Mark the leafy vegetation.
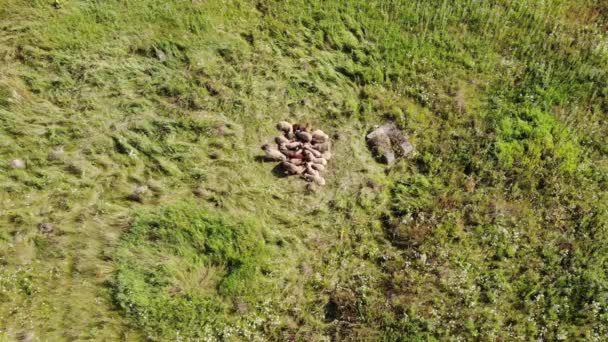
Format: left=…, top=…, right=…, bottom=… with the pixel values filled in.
left=112, top=203, right=277, bottom=340
left=0, top=0, right=606, bottom=340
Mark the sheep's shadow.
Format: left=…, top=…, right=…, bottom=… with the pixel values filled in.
left=254, top=155, right=288, bottom=178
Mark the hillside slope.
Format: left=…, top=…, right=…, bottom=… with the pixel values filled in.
left=1, top=1, right=607, bottom=340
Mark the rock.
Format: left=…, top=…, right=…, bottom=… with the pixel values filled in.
left=48, top=147, right=65, bottom=161
left=234, top=298, right=248, bottom=315
left=16, top=330, right=34, bottom=342
left=209, top=151, right=221, bottom=160
left=296, top=131, right=312, bottom=142
left=154, top=47, right=167, bottom=62
left=38, top=222, right=54, bottom=234
left=277, top=121, right=292, bottom=133
left=366, top=123, right=412, bottom=164
left=281, top=161, right=305, bottom=175
left=10, top=159, right=25, bottom=169
left=128, top=185, right=149, bottom=202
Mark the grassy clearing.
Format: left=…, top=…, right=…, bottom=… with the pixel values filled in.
left=0, top=0, right=607, bottom=340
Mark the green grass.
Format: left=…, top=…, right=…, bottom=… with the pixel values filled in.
left=0, top=0, right=607, bottom=340
left=112, top=203, right=277, bottom=340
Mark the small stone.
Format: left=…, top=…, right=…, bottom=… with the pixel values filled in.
left=38, top=222, right=54, bottom=234
left=154, top=47, right=166, bottom=62
left=17, top=330, right=34, bottom=342
left=234, top=299, right=248, bottom=315
left=10, top=159, right=25, bottom=169
left=209, top=151, right=221, bottom=160
left=128, top=185, right=149, bottom=202
left=48, top=147, right=65, bottom=161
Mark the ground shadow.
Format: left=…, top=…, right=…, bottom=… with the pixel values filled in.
left=255, top=155, right=288, bottom=178
left=271, top=163, right=288, bottom=178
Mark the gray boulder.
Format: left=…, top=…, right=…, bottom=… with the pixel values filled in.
left=366, top=123, right=413, bottom=164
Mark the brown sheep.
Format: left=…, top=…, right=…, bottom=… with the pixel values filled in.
left=304, top=146, right=322, bottom=158
left=312, top=157, right=327, bottom=165
left=264, top=147, right=287, bottom=161
left=313, top=141, right=331, bottom=153
left=275, top=135, right=289, bottom=145
left=281, top=161, right=305, bottom=175
left=311, top=129, right=329, bottom=143
left=277, top=121, right=292, bottom=133
left=311, top=163, right=325, bottom=172
left=296, top=131, right=312, bottom=142
left=285, top=141, right=302, bottom=150
left=303, top=173, right=326, bottom=186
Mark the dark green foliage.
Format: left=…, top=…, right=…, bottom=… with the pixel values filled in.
left=112, top=202, right=272, bottom=340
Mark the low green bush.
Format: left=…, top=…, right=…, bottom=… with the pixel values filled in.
left=111, top=202, right=272, bottom=340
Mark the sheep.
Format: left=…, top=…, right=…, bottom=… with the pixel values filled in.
left=262, top=144, right=287, bottom=161
left=281, top=161, right=305, bottom=175
left=275, top=135, right=289, bottom=145
left=304, top=150, right=315, bottom=162
left=311, top=163, right=325, bottom=172
left=285, top=141, right=302, bottom=150
left=313, top=141, right=331, bottom=153
left=304, top=146, right=322, bottom=158
left=311, top=129, right=329, bottom=143
left=277, top=121, right=292, bottom=133
left=312, top=157, right=327, bottom=165
left=289, top=158, right=304, bottom=166
left=305, top=162, right=319, bottom=177
left=261, top=122, right=331, bottom=187
left=303, top=173, right=326, bottom=186
left=296, top=131, right=312, bottom=142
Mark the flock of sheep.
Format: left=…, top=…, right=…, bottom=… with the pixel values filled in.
left=261, top=121, right=331, bottom=188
